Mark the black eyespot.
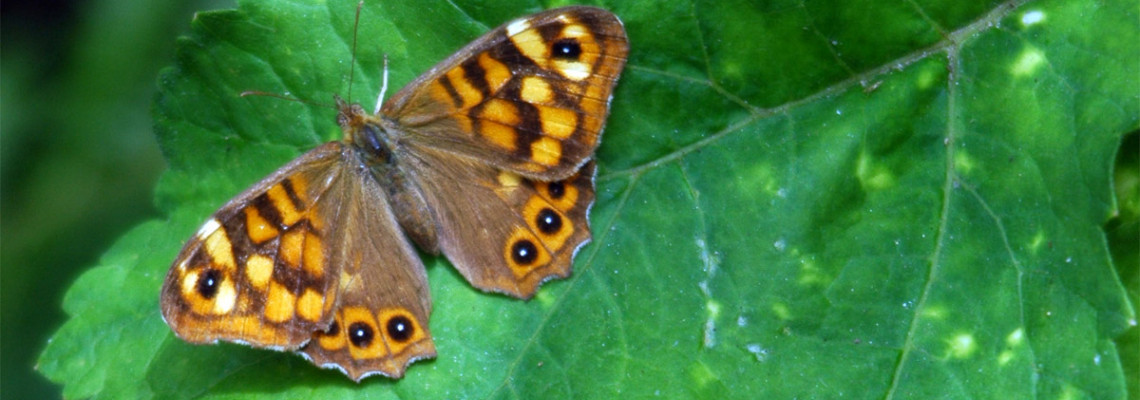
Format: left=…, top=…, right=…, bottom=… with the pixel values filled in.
left=196, top=268, right=221, bottom=299
left=325, top=321, right=340, bottom=336
left=547, top=181, right=566, bottom=199
left=536, top=208, right=562, bottom=234
left=552, top=39, right=581, bottom=60
left=386, top=315, right=414, bottom=343
left=511, top=240, right=539, bottom=265
left=348, top=322, right=374, bottom=348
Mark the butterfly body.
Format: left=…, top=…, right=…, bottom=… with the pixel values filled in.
left=337, top=101, right=441, bottom=253
left=161, top=6, right=627, bottom=381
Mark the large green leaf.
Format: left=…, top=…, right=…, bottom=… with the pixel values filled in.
left=38, top=0, right=1137, bottom=398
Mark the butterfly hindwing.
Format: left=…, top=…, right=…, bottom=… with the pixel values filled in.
left=405, top=144, right=596, bottom=298
left=298, top=144, right=435, bottom=380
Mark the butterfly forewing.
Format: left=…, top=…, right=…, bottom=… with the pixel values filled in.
left=161, top=143, right=347, bottom=348
left=384, top=6, right=628, bottom=181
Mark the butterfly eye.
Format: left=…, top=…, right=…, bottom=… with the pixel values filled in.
left=386, top=315, right=414, bottom=342
left=348, top=322, right=375, bottom=348
left=535, top=208, right=562, bottom=234
left=510, top=239, right=539, bottom=265
left=552, top=38, right=581, bottom=60
left=361, top=125, right=385, bottom=154
left=196, top=268, right=222, bottom=299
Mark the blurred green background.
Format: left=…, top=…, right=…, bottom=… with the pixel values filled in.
left=1, top=0, right=227, bottom=397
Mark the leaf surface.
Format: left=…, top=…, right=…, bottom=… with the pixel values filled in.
left=39, top=0, right=1138, bottom=398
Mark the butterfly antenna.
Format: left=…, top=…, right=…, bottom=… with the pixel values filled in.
left=375, top=55, right=389, bottom=115
left=346, top=0, right=364, bottom=103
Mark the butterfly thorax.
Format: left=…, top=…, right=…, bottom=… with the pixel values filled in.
left=335, top=96, right=441, bottom=254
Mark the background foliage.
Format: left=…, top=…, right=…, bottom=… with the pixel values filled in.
left=5, top=0, right=1137, bottom=398
left=2, top=1, right=225, bottom=398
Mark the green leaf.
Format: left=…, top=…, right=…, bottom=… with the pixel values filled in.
left=39, top=0, right=1138, bottom=398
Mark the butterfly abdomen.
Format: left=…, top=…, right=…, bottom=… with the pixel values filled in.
left=376, top=166, right=440, bottom=254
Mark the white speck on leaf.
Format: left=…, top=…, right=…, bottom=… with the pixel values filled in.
left=703, top=319, right=717, bottom=348
left=1021, top=10, right=1045, bottom=26
left=746, top=344, right=769, bottom=362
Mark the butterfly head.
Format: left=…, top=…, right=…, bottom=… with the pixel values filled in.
left=336, top=95, right=395, bottom=162
left=334, top=95, right=368, bottom=133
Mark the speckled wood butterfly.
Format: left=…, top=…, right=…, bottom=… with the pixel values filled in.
left=159, top=5, right=628, bottom=381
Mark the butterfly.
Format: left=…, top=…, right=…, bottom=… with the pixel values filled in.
left=159, top=5, right=628, bottom=381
